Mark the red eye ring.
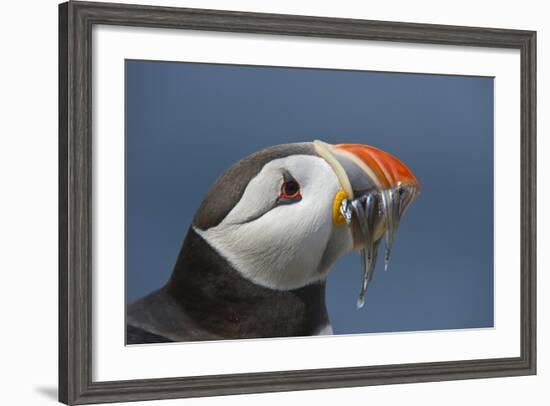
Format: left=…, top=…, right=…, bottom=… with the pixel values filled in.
left=279, top=177, right=301, bottom=202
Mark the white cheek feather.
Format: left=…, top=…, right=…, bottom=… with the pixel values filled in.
left=196, top=155, right=353, bottom=290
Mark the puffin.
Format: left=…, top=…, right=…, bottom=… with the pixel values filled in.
left=127, top=140, right=419, bottom=344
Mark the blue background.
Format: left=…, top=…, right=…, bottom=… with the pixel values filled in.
left=126, top=60, right=494, bottom=334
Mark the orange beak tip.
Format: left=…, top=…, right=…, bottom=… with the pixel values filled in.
left=334, top=143, right=419, bottom=192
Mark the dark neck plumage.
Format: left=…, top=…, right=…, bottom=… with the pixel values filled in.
left=166, top=227, right=329, bottom=339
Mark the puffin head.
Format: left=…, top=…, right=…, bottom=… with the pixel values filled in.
left=193, top=141, right=419, bottom=293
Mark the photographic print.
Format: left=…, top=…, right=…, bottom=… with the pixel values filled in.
left=125, top=60, right=494, bottom=345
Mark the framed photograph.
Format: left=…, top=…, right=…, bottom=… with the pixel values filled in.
left=59, top=1, right=536, bottom=404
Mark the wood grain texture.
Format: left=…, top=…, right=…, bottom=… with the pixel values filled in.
left=58, top=3, right=69, bottom=403
left=58, top=1, right=537, bottom=404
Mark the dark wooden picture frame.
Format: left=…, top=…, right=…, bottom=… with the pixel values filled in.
left=59, top=1, right=536, bottom=404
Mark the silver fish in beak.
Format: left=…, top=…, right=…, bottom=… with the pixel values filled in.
left=314, top=141, right=420, bottom=309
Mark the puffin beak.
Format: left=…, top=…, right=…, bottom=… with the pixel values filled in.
left=313, top=140, right=420, bottom=223
left=313, top=140, right=420, bottom=308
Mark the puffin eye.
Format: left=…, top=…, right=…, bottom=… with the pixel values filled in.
left=282, top=180, right=299, bottom=197
left=278, top=175, right=302, bottom=205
